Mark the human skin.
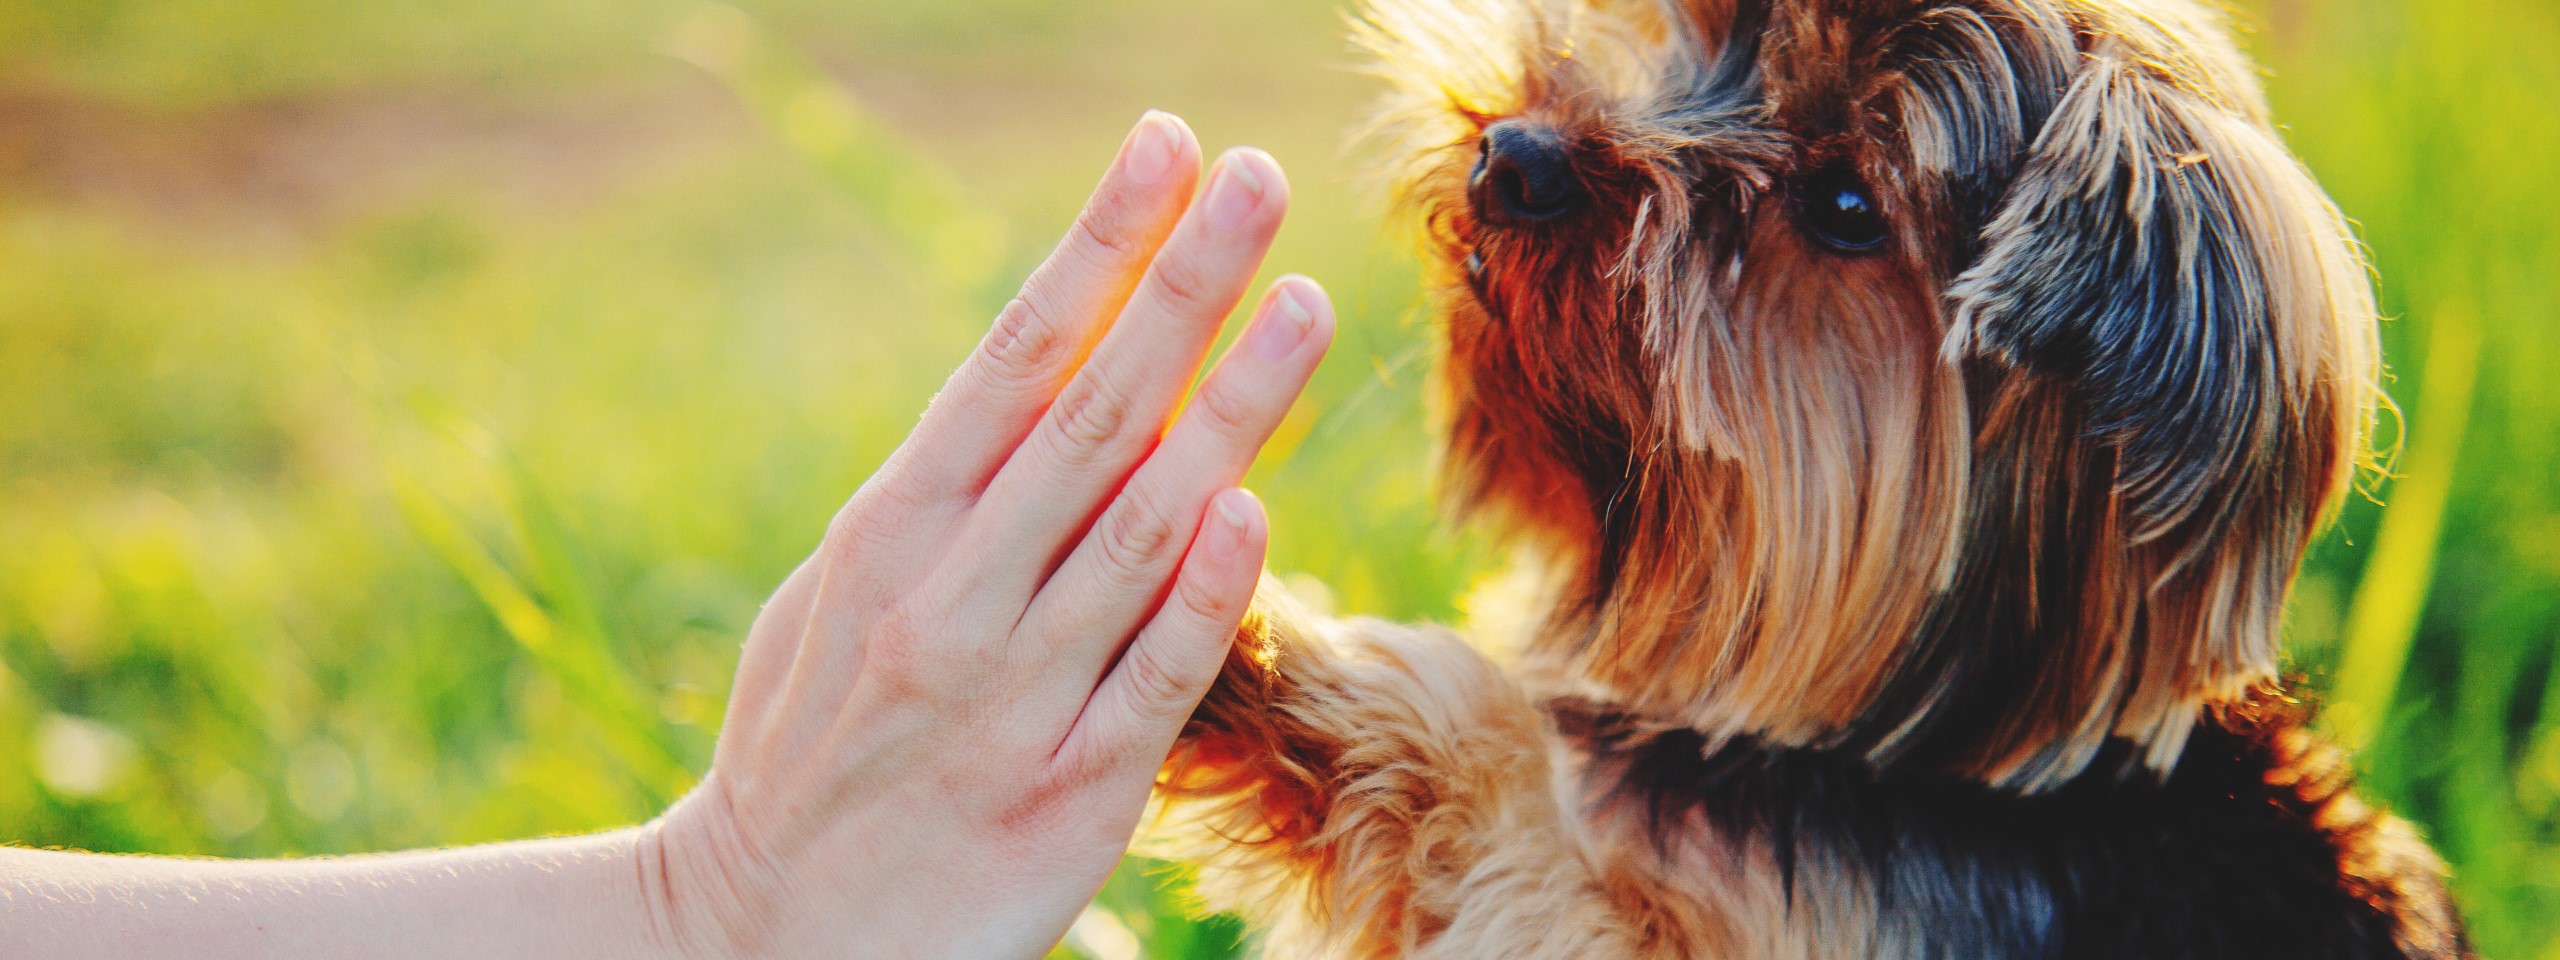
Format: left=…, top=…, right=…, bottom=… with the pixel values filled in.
left=0, top=110, right=1333, bottom=960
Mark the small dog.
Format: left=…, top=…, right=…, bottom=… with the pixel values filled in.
left=1156, top=0, right=2471, bottom=957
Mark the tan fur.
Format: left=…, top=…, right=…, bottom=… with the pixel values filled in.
left=1153, top=0, right=2443, bottom=955
left=1158, top=582, right=1644, bottom=957
left=1158, top=582, right=1880, bottom=958
left=1355, top=0, right=2382, bottom=785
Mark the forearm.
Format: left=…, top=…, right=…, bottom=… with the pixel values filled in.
left=0, top=113, right=1312, bottom=960
left=0, top=828, right=676, bottom=960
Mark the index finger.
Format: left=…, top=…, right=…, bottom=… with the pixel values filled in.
left=875, top=111, right=1203, bottom=511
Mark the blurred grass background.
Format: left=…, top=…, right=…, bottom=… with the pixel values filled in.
left=0, top=0, right=2549, bottom=956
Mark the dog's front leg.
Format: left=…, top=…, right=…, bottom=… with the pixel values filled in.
left=1154, top=577, right=1636, bottom=958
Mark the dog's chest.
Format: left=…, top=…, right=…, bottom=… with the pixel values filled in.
left=1548, top=703, right=2422, bottom=959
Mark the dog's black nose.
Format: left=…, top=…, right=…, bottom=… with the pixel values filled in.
left=1471, top=120, right=1582, bottom=224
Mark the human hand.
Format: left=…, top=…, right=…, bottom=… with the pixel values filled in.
left=636, top=112, right=1333, bottom=959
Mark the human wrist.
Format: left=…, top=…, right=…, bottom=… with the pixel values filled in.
left=631, top=777, right=784, bottom=960
left=457, top=826, right=702, bottom=960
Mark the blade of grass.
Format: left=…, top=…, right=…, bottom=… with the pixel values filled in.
left=383, top=422, right=694, bottom=801
left=2330, top=304, right=2481, bottom=749
left=663, top=2, right=1006, bottom=292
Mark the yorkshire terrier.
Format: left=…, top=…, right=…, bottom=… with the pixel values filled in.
left=1154, top=0, right=2471, bottom=956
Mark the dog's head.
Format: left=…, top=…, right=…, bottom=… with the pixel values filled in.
left=1367, top=0, right=2379, bottom=788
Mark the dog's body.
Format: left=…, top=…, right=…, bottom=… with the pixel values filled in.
left=1155, top=0, right=2472, bottom=956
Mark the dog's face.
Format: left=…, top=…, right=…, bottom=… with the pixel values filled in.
left=1368, top=0, right=2379, bottom=788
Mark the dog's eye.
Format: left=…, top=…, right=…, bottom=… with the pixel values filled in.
left=1798, top=169, right=1889, bottom=253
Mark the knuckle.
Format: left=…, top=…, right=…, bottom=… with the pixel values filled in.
left=865, top=610, right=982, bottom=709
left=1174, top=566, right=1241, bottom=628
left=1147, top=252, right=1221, bottom=315
left=868, top=603, right=940, bottom=672
left=1094, top=493, right=1182, bottom=587
left=822, top=477, right=933, bottom=565
left=994, top=783, right=1074, bottom=839
left=1121, top=642, right=1196, bottom=714
left=1189, top=379, right=1267, bottom=441
left=1042, top=370, right=1134, bottom=466
left=866, top=650, right=938, bottom=707
left=1066, top=213, right=1141, bottom=268
left=979, top=294, right=1063, bottom=387
left=821, top=505, right=894, bottom=567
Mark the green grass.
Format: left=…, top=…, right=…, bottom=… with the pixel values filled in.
left=0, top=1, right=2551, bottom=957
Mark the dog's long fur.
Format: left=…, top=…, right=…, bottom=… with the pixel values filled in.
left=1153, top=0, right=2471, bottom=956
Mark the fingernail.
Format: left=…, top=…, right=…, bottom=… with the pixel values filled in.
left=1122, top=110, right=1181, bottom=185
left=1248, top=280, right=1320, bottom=362
left=1204, top=150, right=1270, bottom=230
left=1209, top=490, right=1258, bottom=559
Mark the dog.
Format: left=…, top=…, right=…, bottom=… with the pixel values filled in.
left=1152, top=0, right=2472, bottom=957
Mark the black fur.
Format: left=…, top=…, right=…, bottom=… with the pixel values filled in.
left=1554, top=696, right=2470, bottom=960
left=1882, top=2, right=2075, bottom=252
left=1841, top=375, right=2135, bottom=784
left=1945, top=54, right=2294, bottom=546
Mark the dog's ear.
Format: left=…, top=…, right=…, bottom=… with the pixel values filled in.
left=1947, top=50, right=2369, bottom=544
left=1937, top=48, right=2378, bottom=772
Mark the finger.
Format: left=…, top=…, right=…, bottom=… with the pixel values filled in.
left=1063, top=488, right=1267, bottom=774
left=863, top=110, right=1201, bottom=520
left=958, top=147, right=1291, bottom=602
left=805, top=112, right=1198, bottom=640
left=1020, top=277, right=1330, bottom=715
